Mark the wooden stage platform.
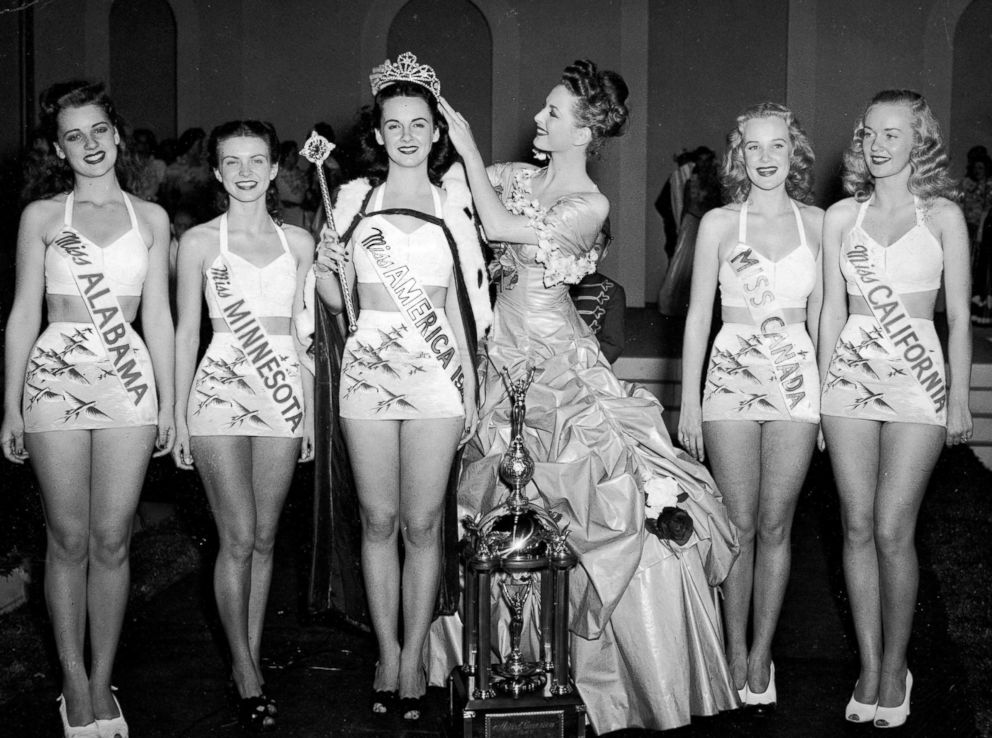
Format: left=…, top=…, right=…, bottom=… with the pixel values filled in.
left=614, top=308, right=992, bottom=469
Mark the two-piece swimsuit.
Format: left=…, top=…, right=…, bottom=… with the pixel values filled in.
left=339, top=185, right=464, bottom=420
left=703, top=200, right=820, bottom=424
left=821, top=196, right=946, bottom=426
left=23, top=192, right=157, bottom=431
left=188, top=214, right=304, bottom=438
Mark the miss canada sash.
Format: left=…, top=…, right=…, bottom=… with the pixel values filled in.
left=53, top=226, right=150, bottom=410
left=356, top=214, right=465, bottom=400
left=207, top=216, right=305, bottom=433
left=727, top=241, right=816, bottom=419
left=843, top=239, right=947, bottom=413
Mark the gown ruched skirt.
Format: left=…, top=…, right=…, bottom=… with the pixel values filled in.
left=428, top=254, right=740, bottom=733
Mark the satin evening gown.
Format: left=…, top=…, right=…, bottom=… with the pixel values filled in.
left=429, top=163, right=740, bottom=733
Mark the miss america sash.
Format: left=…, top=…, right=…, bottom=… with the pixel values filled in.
left=843, top=239, right=947, bottom=414
left=206, top=216, right=305, bottom=433
left=52, top=226, right=150, bottom=409
left=356, top=215, right=466, bottom=400
left=727, top=240, right=816, bottom=419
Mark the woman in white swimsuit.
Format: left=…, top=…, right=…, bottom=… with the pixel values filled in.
left=1, top=80, right=174, bottom=738
left=314, top=54, right=487, bottom=723
left=818, top=89, right=972, bottom=728
left=173, top=120, right=315, bottom=732
left=680, top=102, right=824, bottom=713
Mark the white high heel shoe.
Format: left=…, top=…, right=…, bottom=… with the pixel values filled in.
left=744, top=662, right=777, bottom=713
left=845, top=687, right=878, bottom=723
left=95, top=690, right=129, bottom=738
left=874, top=670, right=912, bottom=729
left=57, top=695, right=100, bottom=738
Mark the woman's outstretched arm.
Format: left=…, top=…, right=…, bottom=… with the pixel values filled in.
left=438, top=98, right=538, bottom=244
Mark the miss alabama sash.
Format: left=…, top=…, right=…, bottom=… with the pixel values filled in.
left=843, top=240, right=947, bottom=413
left=207, top=247, right=305, bottom=434
left=52, top=226, right=150, bottom=408
left=357, top=218, right=466, bottom=400
left=727, top=240, right=816, bottom=419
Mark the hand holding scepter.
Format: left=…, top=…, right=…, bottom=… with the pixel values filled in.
left=301, top=132, right=358, bottom=333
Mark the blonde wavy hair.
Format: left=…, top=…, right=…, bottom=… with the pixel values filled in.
left=720, top=102, right=815, bottom=205
left=842, top=89, right=959, bottom=203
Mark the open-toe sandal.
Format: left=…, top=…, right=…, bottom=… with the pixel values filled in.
left=238, top=696, right=276, bottom=733
left=399, top=695, right=424, bottom=722
left=371, top=689, right=397, bottom=715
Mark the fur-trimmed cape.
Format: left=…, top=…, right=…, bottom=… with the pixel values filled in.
left=306, top=168, right=491, bottom=623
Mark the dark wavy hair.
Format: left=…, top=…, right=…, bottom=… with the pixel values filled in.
left=560, top=59, right=629, bottom=157
left=842, top=89, right=959, bottom=203
left=207, top=120, right=282, bottom=221
left=36, top=80, right=129, bottom=195
left=358, top=81, right=454, bottom=185
left=720, top=102, right=815, bottom=205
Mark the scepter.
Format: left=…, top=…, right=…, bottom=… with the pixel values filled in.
left=301, top=132, right=358, bottom=333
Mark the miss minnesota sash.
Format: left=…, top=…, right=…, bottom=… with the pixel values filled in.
left=206, top=215, right=305, bottom=434
left=843, top=239, right=947, bottom=414
left=727, top=240, right=816, bottom=419
left=52, top=226, right=150, bottom=409
left=356, top=216, right=466, bottom=400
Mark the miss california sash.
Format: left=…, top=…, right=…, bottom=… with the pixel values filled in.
left=843, top=239, right=947, bottom=413
left=727, top=240, right=816, bottom=419
left=52, top=226, right=150, bottom=409
left=356, top=216, right=466, bottom=399
left=207, top=215, right=305, bottom=433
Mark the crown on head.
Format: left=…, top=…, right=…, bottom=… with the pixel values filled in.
left=369, top=52, right=441, bottom=99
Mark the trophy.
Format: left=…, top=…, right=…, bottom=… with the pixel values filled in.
left=450, top=367, right=585, bottom=736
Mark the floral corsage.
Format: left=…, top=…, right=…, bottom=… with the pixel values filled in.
left=507, top=169, right=599, bottom=287
left=643, top=476, right=694, bottom=546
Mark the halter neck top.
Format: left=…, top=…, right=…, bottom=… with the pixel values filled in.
left=842, top=196, right=942, bottom=295
left=204, top=214, right=297, bottom=319
left=352, top=185, right=452, bottom=287
left=45, top=192, right=148, bottom=297
left=719, top=200, right=815, bottom=309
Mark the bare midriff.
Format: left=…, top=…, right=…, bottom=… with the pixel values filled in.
left=47, top=293, right=141, bottom=324
left=848, top=289, right=937, bottom=321
left=721, top=306, right=807, bottom=325
left=356, top=282, right=447, bottom=312
left=211, top=316, right=292, bottom=336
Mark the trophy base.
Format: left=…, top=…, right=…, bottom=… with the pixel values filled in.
left=447, top=669, right=586, bottom=738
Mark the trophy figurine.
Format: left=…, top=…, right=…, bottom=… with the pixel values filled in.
left=492, top=576, right=545, bottom=696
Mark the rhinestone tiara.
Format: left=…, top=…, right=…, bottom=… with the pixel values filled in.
left=369, top=52, right=441, bottom=99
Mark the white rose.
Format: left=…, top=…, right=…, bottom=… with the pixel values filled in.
left=644, top=477, right=680, bottom=514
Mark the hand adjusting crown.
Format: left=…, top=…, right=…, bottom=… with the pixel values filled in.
left=369, top=51, right=441, bottom=99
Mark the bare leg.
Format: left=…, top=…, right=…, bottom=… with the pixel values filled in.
left=822, top=416, right=882, bottom=704
left=397, top=417, right=462, bottom=700
left=191, top=435, right=264, bottom=698
left=25, top=430, right=95, bottom=727
left=748, top=420, right=816, bottom=691
left=341, top=419, right=402, bottom=693
left=703, top=420, right=761, bottom=692
left=245, top=436, right=301, bottom=674
left=874, top=422, right=943, bottom=708
left=87, top=426, right=156, bottom=719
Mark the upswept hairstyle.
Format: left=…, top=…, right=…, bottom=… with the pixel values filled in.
left=560, top=59, right=629, bottom=157
left=720, top=102, right=815, bottom=205
left=842, top=89, right=959, bottom=203
left=207, top=120, right=282, bottom=221
left=359, top=81, right=454, bottom=185
left=36, top=80, right=127, bottom=195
